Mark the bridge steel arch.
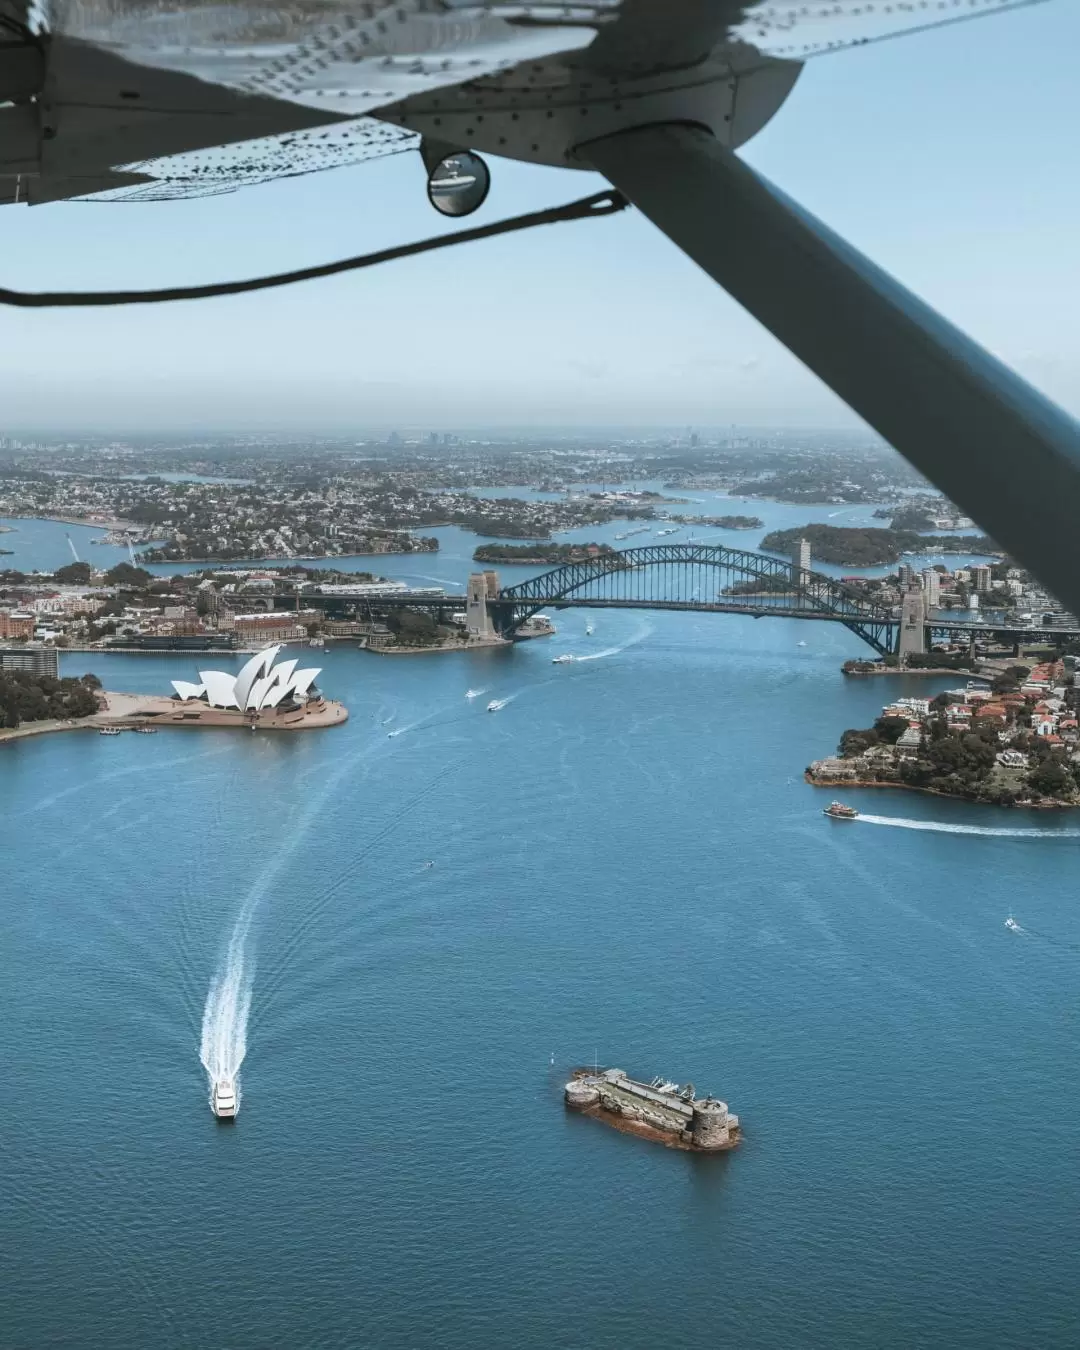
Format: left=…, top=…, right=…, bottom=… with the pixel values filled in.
left=492, top=543, right=899, bottom=655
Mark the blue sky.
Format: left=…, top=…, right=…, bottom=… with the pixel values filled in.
left=3, top=1, right=1078, bottom=434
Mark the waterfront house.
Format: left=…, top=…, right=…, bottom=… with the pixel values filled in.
left=997, top=750, right=1029, bottom=768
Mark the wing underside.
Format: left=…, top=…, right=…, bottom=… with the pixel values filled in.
left=0, top=0, right=1052, bottom=203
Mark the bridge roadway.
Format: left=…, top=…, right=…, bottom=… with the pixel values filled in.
left=277, top=542, right=1080, bottom=657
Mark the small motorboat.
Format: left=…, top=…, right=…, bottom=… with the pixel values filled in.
left=487, top=699, right=506, bottom=712
left=1005, top=915, right=1021, bottom=932
left=98, top=726, right=122, bottom=736
left=585, top=624, right=594, bottom=636
left=823, top=801, right=859, bottom=820
left=212, top=1079, right=238, bottom=1120
left=134, top=725, right=157, bottom=733
left=552, top=654, right=574, bottom=664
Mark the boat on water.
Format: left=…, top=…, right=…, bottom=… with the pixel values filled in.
left=98, top=726, right=122, bottom=736
left=465, top=688, right=483, bottom=700
left=134, top=725, right=157, bottom=734
left=552, top=654, right=574, bottom=664
left=585, top=624, right=594, bottom=636
left=212, top=1079, right=238, bottom=1119
left=797, top=640, right=808, bottom=647
left=823, top=801, right=859, bottom=820
left=487, top=699, right=506, bottom=712
left=1005, top=914, right=1021, bottom=932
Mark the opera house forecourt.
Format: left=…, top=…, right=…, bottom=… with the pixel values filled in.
left=155, top=645, right=348, bottom=731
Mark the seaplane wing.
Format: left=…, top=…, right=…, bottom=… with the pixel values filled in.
left=1, top=1, right=1053, bottom=204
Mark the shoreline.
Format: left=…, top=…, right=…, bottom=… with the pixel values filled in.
left=3, top=512, right=142, bottom=532
left=1, top=691, right=348, bottom=746
left=804, top=772, right=1078, bottom=811
left=842, top=666, right=980, bottom=678
left=137, top=546, right=438, bottom=565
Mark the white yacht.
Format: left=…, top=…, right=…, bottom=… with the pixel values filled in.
left=552, top=654, right=574, bottom=664
left=585, top=624, right=594, bottom=636
left=212, top=1079, right=238, bottom=1119
left=487, top=699, right=507, bottom=712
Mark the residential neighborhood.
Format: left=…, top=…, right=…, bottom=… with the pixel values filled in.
left=809, top=660, right=1080, bottom=806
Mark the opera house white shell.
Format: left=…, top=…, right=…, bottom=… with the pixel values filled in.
left=170, top=645, right=322, bottom=713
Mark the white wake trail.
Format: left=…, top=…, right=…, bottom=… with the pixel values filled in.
left=572, top=622, right=652, bottom=663
left=857, top=814, right=1080, bottom=839
left=199, top=738, right=374, bottom=1101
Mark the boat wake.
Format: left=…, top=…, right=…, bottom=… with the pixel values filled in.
left=571, top=623, right=652, bottom=663
left=199, top=739, right=373, bottom=1107
left=465, top=688, right=487, bottom=700
left=200, top=914, right=252, bottom=1103
left=857, top=813, right=1080, bottom=839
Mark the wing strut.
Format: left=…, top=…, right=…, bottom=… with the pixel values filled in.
left=583, top=123, right=1080, bottom=613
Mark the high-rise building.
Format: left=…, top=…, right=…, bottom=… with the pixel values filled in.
left=898, top=563, right=915, bottom=589
left=0, top=645, right=58, bottom=677
left=792, top=537, right=811, bottom=579
left=921, top=569, right=941, bottom=609
left=972, top=564, right=992, bottom=593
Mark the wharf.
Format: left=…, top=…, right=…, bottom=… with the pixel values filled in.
left=565, top=1067, right=739, bottom=1152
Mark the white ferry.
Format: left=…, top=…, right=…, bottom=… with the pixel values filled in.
left=98, top=726, right=122, bottom=736
left=212, top=1079, right=238, bottom=1119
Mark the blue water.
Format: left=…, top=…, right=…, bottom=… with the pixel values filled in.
left=3, top=612, right=1079, bottom=1347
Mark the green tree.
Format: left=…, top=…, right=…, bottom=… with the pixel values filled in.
left=1029, top=757, right=1071, bottom=797
left=104, top=562, right=154, bottom=588
left=873, top=715, right=910, bottom=744
left=53, top=561, right=93, bottom=584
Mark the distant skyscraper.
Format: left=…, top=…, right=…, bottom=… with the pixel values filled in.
left=972, top=564, right=992, bottom=593
left=898, top=563, right=915, bottom=589
left=387, top=431, right=402, bottom=447
left=791, top=536, right=811, bottom=581
left=921, top=568, right=941, bottom=609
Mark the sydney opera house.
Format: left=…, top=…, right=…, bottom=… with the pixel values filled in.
left=132, top=645, right=348, bottom=731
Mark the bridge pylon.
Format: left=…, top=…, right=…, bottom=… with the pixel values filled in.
left=897, top=589, right=928, bottom=659
left=467, top=571, right=499, bottom=638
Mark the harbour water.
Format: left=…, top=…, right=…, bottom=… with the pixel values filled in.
left=3, top=610, right=1080, bottom=1346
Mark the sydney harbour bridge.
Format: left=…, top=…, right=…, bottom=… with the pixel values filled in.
left=289, top=544, right=1080, bottom=659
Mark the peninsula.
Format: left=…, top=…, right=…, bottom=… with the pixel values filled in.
left=808, top=660, right=1080, bottom=807
left=472, top=542, right=614, bottom=565
left=762, top=523, right=999, bottom=567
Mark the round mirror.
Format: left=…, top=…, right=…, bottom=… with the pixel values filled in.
left=427, top=151, right=490, bottom=218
